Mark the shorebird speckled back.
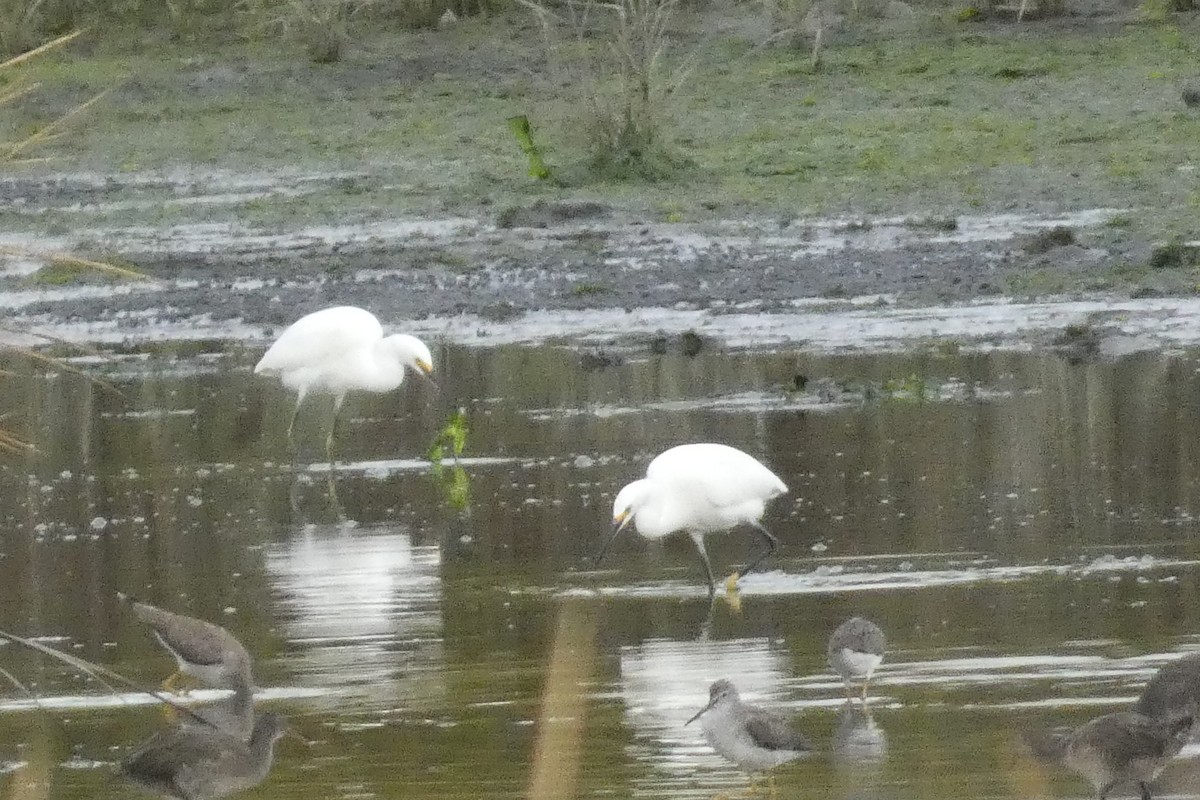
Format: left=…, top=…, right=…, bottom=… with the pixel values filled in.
left=827, top=616, right=886, bottom=702
left=120, top=593, right=253, bottom=691
left=1026, top=711, right=1191, bottom=800
left=686, top=679, right=812, bottom=776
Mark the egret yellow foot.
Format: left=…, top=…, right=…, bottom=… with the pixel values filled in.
left=161, top=670, right=198, bottom=696
left=161, top=670, right=182, bottom=694
left=722, top=574, right=743, bottom=614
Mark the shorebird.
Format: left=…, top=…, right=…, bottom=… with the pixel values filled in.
left=597, top=443, right=787, bottom=595
left=827, top=617, right=886, bottom=702
left=121, top=712, right=289, bottom=800
left=686, top=679, right=812, bottom=778
left=1135, top=652, right=1200, bottom=733
left=120, top=594, right=253, bottom=691
left=1027, top=711, right=1191, bottom=800
left=183, top=686, right=256, bottom=742
left=254, top=306, right=435, bottom=461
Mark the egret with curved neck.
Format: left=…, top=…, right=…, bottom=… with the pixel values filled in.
left=597, top=442, right=788, bottom=595
left=255, top=306, right=434, bottom=462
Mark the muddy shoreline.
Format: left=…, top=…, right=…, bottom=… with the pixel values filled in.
left=0, top=172, right=1193, bottom=354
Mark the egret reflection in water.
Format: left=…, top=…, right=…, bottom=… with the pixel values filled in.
left=264, top=527, right=444, bottom=708
left=618, top=635, right=794, bottom=793
left=6, top=337, right=1200, bottom=800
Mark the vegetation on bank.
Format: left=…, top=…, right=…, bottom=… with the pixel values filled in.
left=0, top=0, right=1197, bottom=238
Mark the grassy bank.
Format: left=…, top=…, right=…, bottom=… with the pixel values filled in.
left=2, top=10, right=1199, bottom=236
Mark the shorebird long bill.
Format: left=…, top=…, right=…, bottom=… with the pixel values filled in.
left=594, top=513, right=631, bottom=568
left=686, top=698, right=717, bottom=726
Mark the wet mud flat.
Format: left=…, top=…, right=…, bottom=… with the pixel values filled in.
left=1, top=171, right=1192, bottom=353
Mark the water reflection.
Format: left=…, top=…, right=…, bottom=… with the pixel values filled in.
left=832, top=702, right=887, bottom=765
left=618, top=636, right=793, bottom=793
left=120, top=709, right=289, bottom=800
left=5, top=342, right=1200, bottom=800
left=264, top=527, right=443, bottom=712
left=183, top=688, right=255, bottom=741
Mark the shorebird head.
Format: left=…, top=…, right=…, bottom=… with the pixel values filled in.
left=686, top=679, right=740, bottom=725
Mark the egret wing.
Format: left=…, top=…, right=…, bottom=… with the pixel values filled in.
left=255, top=307, right=383, bottom=375
left=646, top=443, right=787, bottom=510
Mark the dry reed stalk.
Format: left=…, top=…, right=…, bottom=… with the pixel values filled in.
left=0, top=28, right=83, bottom=70
left=0, top=245, right=149, bottom=281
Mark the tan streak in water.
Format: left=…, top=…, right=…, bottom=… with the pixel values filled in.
left=6, top=719, right=51, bottom=800
left=526, top=599, right=598, bottom=800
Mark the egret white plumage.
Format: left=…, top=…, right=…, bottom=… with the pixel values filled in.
left=597, top=443, right=788, bottom=595
left=254, top=307, right=434, bottom=461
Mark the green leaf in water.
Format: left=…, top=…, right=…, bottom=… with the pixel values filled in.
left=443, top=465, right=471, bottom=511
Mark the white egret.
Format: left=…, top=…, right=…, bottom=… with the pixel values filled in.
left=597, top=443, right=788, bottom=595
left=254, top=306, right=434, bottom=461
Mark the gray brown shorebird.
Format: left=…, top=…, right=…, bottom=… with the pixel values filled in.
left=827, top=617, right=886, bottom=702
left=1027, top=711, right=1191, bottom=800
left=120, top=593, right=253, bottom=691
left=686, top=679, right=812, bottom=778
left=121, top=712, right=288, bottom=800
left=1135, top=652, right=1200, bottom=733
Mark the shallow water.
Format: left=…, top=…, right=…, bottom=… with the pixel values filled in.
left=3, top=339, right=1200, bottom=799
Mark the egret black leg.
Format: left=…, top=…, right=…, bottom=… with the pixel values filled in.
left=286, top=403, right=301, bottom=450
left=287, top=388, right=308, bottom=464
left=326, top=394, right=345, bottom=465
left=738, top=521, right=780, bottom=576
